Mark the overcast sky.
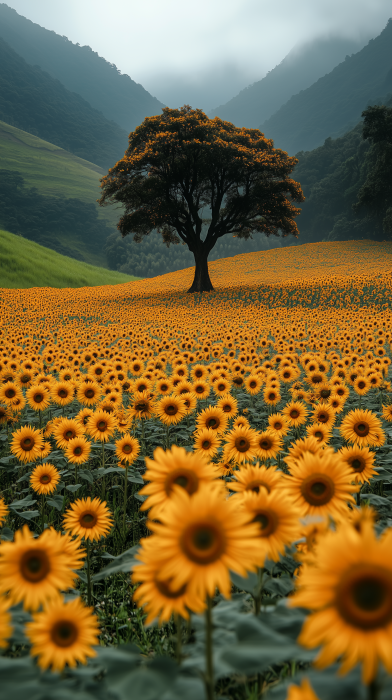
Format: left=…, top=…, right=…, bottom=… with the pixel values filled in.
left=3, top=0, right=392, bottom=110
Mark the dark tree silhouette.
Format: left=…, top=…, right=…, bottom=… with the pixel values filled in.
left=99, top=106, right=305, bottom=292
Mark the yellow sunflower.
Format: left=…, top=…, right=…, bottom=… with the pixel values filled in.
left=87, top=410, right=117, bottom=442
left=229, top=463, right=284, bottom=495
left=75, top=407, right=94, bottom=428
left=224, top=425, right=258, bottom=464
left=132, top=538, right=206, bottom=623
left=291, top=522, right=392, bottom=684
left=30, top=463, right=60, bottom=495
left=26, top=384, right=51, bottom=411
left=213, top=377, right=232, bottom=396
left=0, top=597, right=12, bottom=649
left=240, top=489, right=301, bottom=561
left=155, top=395, right=187, bottom=426
left=284, top=450, right=357, bottom=518
left=382, top=404, right=392, bottom=422
left=311, top=403, right=336, bottom=429
left=63, top=497, right=113, bottom=541
left=53, top=418, right=84, bottom=449
left=76, top=381, right=101, bottom=406
left=340, top=409, right=383, bottom=447
left=10, top=425, right=44, bottom=463
left=128, top=391, right=155, bottom=420
left=115, top=434, right=140, bottom=465
left=244, top=374, right=263, bottom=395
left=146, top=484, right=264, bottom=600
left=282, top=401, right=308, bottom=427
left=254, top=429, right=283, bottom=461
left=26, top=595, right=99, bottom=672
left=353, top=376, right=371, bottom=396
left=263, top=387, right=281, bottom=406
left=267, top=412, right=290, bottom=437
left=217, top=394, right=238, bottom=418
left=196, top=405, right=228, bottom=434
left=339, top=445, right=377, bottom=484
left=156, top=377, right=173, bottom=395
left=0, top=381, right=23, bottom=406
left=64, top=436, right=91, bottom=464
left=50, top=382, right=75, bottom=406
left=193, top=428, right=221, bottom=458
left=305, top=422, right=332, bottom=445
left=0, top=498, right=8, bottom=526
left=191, top=379, right=210, bottom=400
left=181, top=392, right=198, bottom=414
left=0, top=525, right=77, bottom=610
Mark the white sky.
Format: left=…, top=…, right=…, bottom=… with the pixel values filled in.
left=3, top=0, right=392, bottom=109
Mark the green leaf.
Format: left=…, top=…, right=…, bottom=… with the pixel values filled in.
left=93, top=545, right=140, bottom=581
left=0, top=527, right=14, bottom=541
left=230, top=570, right=260, bottom=596
left=9, top=495, right=36, bottom=509
left=78, top=469, right=94, bottom=484
left=46, top=494, right=64, bottom=512
left=66, top=484, right=82, bottom=492
left=263, top=576, right=294, bottom=597
left=18, top=510, right=40, bottom=521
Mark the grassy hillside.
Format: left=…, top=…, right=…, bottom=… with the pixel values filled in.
left=0, top=3, right=165, bottom=133
left=260, top=19, right=392, bottom=154
left=0, top=228, right=139, bottom=288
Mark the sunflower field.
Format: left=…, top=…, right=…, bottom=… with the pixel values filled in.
left=2, top=240, right=392, bottom=700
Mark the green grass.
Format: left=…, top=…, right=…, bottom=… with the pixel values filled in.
left=0, top=228, right=140, bottom=288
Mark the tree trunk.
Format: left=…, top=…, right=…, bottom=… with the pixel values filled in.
left=187, top=247, right=214, bottom=293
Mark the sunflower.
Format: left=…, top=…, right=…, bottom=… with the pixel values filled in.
left=191, top=379, right=210, bottom=400
left=315, top=383, right=333, bottom=401
left=213, top=377, right=232, bottom=396
left=333, top=383, right=350, bottom=400
left=215, top=459, right=237, bottom=477
left=0, top=597, right=12, bottom=649
left=26, top=384, right=51, bottom=411
left=282, top=401, right=308, bottom=427
left=311, top=403, right=336, bottom=428
left=284, top=450, right=356, bottom=518
left=327, top=394, right=345, bottom=413
left=132, top=538, right=206, bottom=623
left=180, top=391, right=198, bottom=414
left=0, top=381, right=23, bottom=406
left=128, top=391, right=155, bottom=420
left=155, top=395, right=187, bottom=426
left=240, top=489, right=301, bottom=561
left=190, top=364, right=209, bottom=381
left=194, top=428, right=221, bottom=458
left=53, top=418, right=84, bottom=449
left=306, top=422, right=331, bottom=445
left=291, top=522, right=392, bottom=684
left=0, top=525, right=76, bottom=610
left=0, top=498, right=8, bottom=526
left=306, top=371, right=327, bottom=388
left=75, top=407, right=94, bottom=428
left=217, top=394, right=238, bottom=418
left=267, top=412, right=290, bottom=437
left=173, top=379, right=193, bottom=395
left=50, top=382, right=75, bottom=406
left=382, top=404, right=392, bottom=422
left=113, top=409, right=131, bottom=433
left=16, top=370, right=34, bottom=389
left=232, top=415, right=251, bottom=430
left=347, top=504, right=377, bottom=534
left=63, top=497, right=113, bottom=541
left=26, top=595, right=99, bottom=672
left=196, top=405, right=228, bottom=434
left=353, top=376, right=371, bottom=396
left=255, top=430, right=283, bottom=461
left=224, top=425, right=259, bottom=464
left=30, top=463, right=60, bottom=495
left=87, top=410, right=117, bottom=442
left=51, top=529, right=86, bottom=571
left=64, top=436, right=91, bottom=465
left=339, top=445, right=377, bottom=484
left=286, top=679, right=320, bottom=700
left=244, top=374, right=263, bottom=395
left=340, top=409, right=383, bottom=447
left=156, top=377, right=173, bottom=395
left=285, top=437, right=327, bottom=469
left=229, top=463, right=284, bottom=495
left=76, top=381, right=101, bottom=406
left=10, top=425, right=44, bottom=463
left=146, top=484, right=264, bottom=600
left=263, top=386, right=281, bottom=406
left=115, top=434, right=140, bottom=465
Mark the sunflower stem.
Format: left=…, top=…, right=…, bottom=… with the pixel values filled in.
left=204, top=595, right=215, bottom=700
left=174, top=613, right=182, bottom=664
left=368, top=679, right=379, bottom=700
left=141, top=419, right=146, bottom=454
left=123, top=464, right=128, bottom=537
left=166, top=425, right=170, bottom=449
left=86, top=539, right=92, bottom=607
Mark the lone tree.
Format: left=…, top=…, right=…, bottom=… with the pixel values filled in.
left=99, top=106, right=305, bottom=292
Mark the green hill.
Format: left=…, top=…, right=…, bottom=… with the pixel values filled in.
left=259, top=19, right=392, bottom=154
left=0, top=228, right=139, bottom=288
left=0, top=3, right=165, bottom=133
left=0, top=36, right=128, bottom=169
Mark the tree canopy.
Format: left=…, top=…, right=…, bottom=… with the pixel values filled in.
left=99, top=106, right=304, bottom=292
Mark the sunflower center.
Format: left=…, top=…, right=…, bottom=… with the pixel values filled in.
left=34, top=394, right=43, bottom=403
left=217, top=384, right=226, bottom=391
left=165, top=468, right=198, bottom=496
left=155, top=577, right=187, bottom=599
left=235, top=437, right=250, bottom=453
left=207, top=418, right=217, bottom=428
left=40, top=474, right=51, bottom=484
left=222, top=404, right=232, bottom=413
left=74, top=446, right=83, bottom=456
left=245, top=479, right=271, bottom=494
left=5, top=388, right=16, bottom=398
left=181, top=521, right=226, bottom=564
left=80, top=512, right=97, bottom=528
left=20, top=549, right=50, bottom=582
left=21, top=437, right=33, bottom=450
left=202, top=440, right=211, bottom=450
left=314, top=431, right=324, bottom=440
left=135, top=402, right=148, bottom=412
left=59, top=390, right=68, bottom=398
left=195, top=385, right=204, bottom=394
left=253, top=510, right=277, bottom=537
left=273, top=422, right=282, bottom=430
left=311, top=374, right=323, bottom=384
left=290, top=410, right=299, bottom=418
left=301, top=473, right=335, bottom=506
left=97, top=421, right=107, bottom=431
left=337, top=565, right=392, bottom=630
left=165, top=404, right=177, bottom=415
left=320, top=389, right=331, bottom=399
left=85, top=389, right=95, bottom=398
left=123, top=444, right=132, bottom=454
left=51, top=620, right=78, bottom=647
left=259, top=439, right=272, bottom=451
left=354, top=422, right=370, bottom=437
left=250, top=381, right=257, bottom=388
left=65, top=430, right=74, bottom=439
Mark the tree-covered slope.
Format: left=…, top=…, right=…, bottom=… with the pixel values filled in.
left=208, top=34, right=368, bottom=129
left=0, top=3, right=165, bottom=133
left=0, top=37, right=128, bottom=169
left=259, top=19, right=392, bottom=154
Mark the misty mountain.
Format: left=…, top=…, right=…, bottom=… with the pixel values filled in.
left=208, top=35, right=369, bottom=128
left=0, top=3, right=165, bottom=133
left=0, top=37, right=128, bottom=169
left=259, top=19, right=392, bottom=154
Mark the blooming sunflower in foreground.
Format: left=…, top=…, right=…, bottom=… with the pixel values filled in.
left=291, top=522, right=392, bottom=684
left=147, top=484, right=264, bottom=600
left=26, top=595, right=99, bottom=672
left=339, top=445, right=377, bottom=485
left=224, top=425, right=259, bottom=464
left=139, top=445, right=218, bottom=517
left=0, top=498, right=9, bottom=526
left=63, top=497, right=113, bottom=541
left=30, top=463, right=60, bottom=495
left=53, top=418, right=84, bottom=449
left=0, top=596, right=12, bottom=648
left=64, top=436, right=91, bottom=465
left=240, top=489, right=301, bottom=561
left=155, top=395, right=187, bottom=426
left=10, top=425, right=44, bottom=463
left=229, top=462, right=284, bottom=496
left=0, top=525, right=77, bottom=610
left=339, top=408, right=383, bottom=447
left=132, top=537, right=206, bottom=623
left=115, top=434, right=140, bottom=465
left=87, top=410, right=117, bottom=442
left=284, top=450, right=357, bottom=518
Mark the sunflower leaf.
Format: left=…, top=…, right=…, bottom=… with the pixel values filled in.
left=93, top=545, right=140, bottom=581
left=66, top=484, right=82, bottom=492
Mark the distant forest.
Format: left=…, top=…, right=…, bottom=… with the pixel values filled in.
left=0, top=37, right=128, bottom=169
